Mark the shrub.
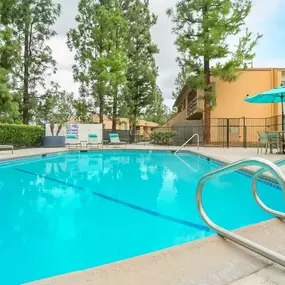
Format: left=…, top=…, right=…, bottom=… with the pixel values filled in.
left=150, top=131, right=176, bottom=145
left=0, top=124, right=44, bottom=148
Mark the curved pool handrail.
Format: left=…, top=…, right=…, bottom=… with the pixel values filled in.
left=174, top=134, right=199, bottom=154
left=196, top=157, right=285, bottom=267
left=252, top=158, right=285, bottom=219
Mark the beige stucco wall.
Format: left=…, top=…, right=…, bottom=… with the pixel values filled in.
left=159, top=109, right=188, bottom=129
left=211, top=69, right=279, bottom=119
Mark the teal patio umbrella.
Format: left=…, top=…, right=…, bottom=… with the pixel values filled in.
left=245, top=85, right=285, bottom=131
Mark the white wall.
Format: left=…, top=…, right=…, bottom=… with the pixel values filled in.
left=45, top=123, right=103, bottom=142
left=78, top=124, right=103, bottom=142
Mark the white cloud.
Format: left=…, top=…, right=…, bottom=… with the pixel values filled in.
left=46, top=36, right=79, bottom=96
left=48, top=36, right=74, bottom=71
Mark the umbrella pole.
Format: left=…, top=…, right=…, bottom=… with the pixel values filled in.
left=281, top=95, right=284, bottom=154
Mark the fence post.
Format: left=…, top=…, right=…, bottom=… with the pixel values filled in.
left=226, top=119, right=230, bottom=148
left=243, top=117, right=247, bottom=148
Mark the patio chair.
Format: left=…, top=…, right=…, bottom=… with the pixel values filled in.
left=257, top=132, right=269, bottom=154
left=108, top=133, right=127, bottom=147
left=87, top=134, right=102, bottom=149
left=0, top=145, right=13, bottom=154
left=267, top=132, right=280, bottom=154
left=65, top=134, right=80, bottom=149
left=278, top=132, right=285, bottom=154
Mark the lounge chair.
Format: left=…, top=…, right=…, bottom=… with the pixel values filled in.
left=109, top=133, right=127, bottom=147
left=87, top=134, right=102, bottom=149
left=66, top=134, right=80, bottom=149
left=0, top=145, right=13, bottom=154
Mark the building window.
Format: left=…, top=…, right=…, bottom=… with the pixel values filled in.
left=282, top=81, right=285, bottom=86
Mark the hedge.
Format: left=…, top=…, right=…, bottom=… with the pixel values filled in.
left=150, top=131, right=176, bottom=145
left=0, top=124, right=44, bottom=148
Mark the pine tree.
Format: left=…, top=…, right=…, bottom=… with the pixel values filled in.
left=167, top=0, right=261, bottom=143
left=122, top=0, right=159, bottom=137
left=12, top=0, right=61, bottom=124
left=172, top=68, right=188, bottom=101
left=68, top=0, right=127, bottom=130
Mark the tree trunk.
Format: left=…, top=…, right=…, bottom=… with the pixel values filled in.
left=50, top=122, right=55, bottom=136
left=132, top=122, right=136, bottom=143
left=23, top=24, right=30, bottom=125
left=131, top=106, right=137, bottom=143
left=99, top=93, right=104, bottom=125
left=56, top=124, right=63, bottom=136
left=112, top=88, right=118, bottom=132
left=203, top=58, right=211, bottom=145
left=203, top=3, right=211, bottom=145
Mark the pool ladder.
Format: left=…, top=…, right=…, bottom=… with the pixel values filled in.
left=174, top=133, right=199, bottom=154
left=196, top=157, right=285, bottom=267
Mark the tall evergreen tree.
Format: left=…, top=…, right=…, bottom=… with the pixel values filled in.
left=12, top=0, right=61, bottom=124
left=122, top=0, right=159, bottom=135
left=144, top=87, right=169, bottom=125
left=167, top=0, right=261, bottom=143
left=172, top=68, right=188, bottom=101
left=68, top=0, right=127, bottom=130
left=0, top=0, right=20, bottom=122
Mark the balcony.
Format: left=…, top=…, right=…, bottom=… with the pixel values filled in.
left=187, top=91, right=203, bottom=120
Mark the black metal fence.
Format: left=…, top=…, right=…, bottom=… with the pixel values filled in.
left=103, top=129, right=131, bottom=142
left=103, top=115, right=283, bottom=148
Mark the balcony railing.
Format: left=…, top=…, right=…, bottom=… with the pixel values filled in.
left=187, top=96, right=198, bottom=117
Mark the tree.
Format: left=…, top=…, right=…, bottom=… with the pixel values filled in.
left=167, top=0, right=261, bottom=143
left=35, top=82, right=74, bottom=136
left=122, top=0, right=159, bottom=136
left=105, top=1, right=127, bottom=131
left=143, top=87, right=169, bottom=125
left=73, top=97, right=94, bottom=123
left=172, top=68, right=188, bottom=101
left=68, top=0, right=127, bottom=131
left=0, top=0, right=20, bottom=122
left=12, top=0, right=61, bottom=124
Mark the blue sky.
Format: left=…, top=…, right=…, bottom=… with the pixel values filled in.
left=245, top=0, right=285, bottom=67
left=50, top=0, right=285, bottom=108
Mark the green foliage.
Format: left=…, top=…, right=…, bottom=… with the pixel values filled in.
left=0, top=68, right=20, bottom=122
left=122, top=0, right=159, bottom=129
left=35, top=82, right=75, bottom=135
left=143, top=87, right=170, bottom=125
left=11, top=0, right=61, bottom=124
left=68, top=0, right=128, bottom=128
left=168, top=0, right=262, bottom=142
left=168, top=0, right=262, bottom=93
left=0, top=123, right=44, bottom=147
left=172, top=68, right=188, bottom=100
left=73, top=97, right=93, bottom=123
left=0, top=0, right=20, bottom=121
left=150, top=131, right=176, bottom=145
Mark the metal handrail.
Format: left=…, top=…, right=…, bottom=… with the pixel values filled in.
left=196, top=157, right=285, bottom=267
left=174, top=133, right=199, bottom=154
left=252, top=158, right=285, bottom=219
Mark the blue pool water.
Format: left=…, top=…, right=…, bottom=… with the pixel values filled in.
left=0, top=151, right=284, bottom=284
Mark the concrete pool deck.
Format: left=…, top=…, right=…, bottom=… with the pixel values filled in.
left=1, top=146, right=285, bottom=284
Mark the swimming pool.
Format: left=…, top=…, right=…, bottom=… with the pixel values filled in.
left=0, top=150, right=284, bottom=284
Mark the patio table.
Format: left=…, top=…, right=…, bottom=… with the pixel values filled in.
left=266, top=131, right=285, bottom=154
